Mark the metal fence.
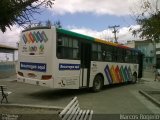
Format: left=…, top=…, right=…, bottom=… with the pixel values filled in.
left=0, top=62, right=16, bottom=78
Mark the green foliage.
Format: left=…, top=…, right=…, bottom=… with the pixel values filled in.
left=133, top=0, right=160, bottom=43
left=0, top=0, right=54, bottom=32
left=133, top=11, right=160, bottom=42
left=54, top=20, right=62, bottom=28
left=45, top=20, right=62, bottom=28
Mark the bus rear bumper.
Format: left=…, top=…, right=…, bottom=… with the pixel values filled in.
left=17, top=75, right=54, bottom=88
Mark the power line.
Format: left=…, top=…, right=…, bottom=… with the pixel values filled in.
left=108, top=25, right=120, bottom=43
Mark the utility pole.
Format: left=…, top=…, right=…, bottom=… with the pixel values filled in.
left=108, top=25, right=120, bottom=43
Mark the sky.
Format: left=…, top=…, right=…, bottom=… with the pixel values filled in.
left=0, top=0, right=160, bottom=47
left=0, top=0, right=160, bottom=60
left=1, top=0, right=159, bottom=61
left=0, top=0, right=143, bottom=47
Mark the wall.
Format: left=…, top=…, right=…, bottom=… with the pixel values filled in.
left=0, top=62, right=16, bottom=78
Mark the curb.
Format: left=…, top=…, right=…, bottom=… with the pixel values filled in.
left=0, top=103, right=63, bottom=111
left=140, top=78, right=154, bottom=81
left=139, top=90, right=160, bottom=108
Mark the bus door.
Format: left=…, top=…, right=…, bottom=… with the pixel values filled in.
left=80, top=42, right=91, bottom=87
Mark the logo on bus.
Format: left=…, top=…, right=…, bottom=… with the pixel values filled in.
left=22, top=31, right=48, bottom=44
left=20, top=62, right=46, bottom=72
left=59, top=63, right=80, bottom=70
left=104, top=65, right=132, bottom=84
left=29, top=46, right=37, bottom=52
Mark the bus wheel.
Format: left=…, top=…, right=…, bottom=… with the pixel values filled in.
left=92, top=75, right=103, bottom=92
left=132, top=73, right=137, bottom=84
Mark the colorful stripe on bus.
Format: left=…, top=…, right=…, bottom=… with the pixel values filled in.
left=104, top=65, right=133, bottom=84
left=22, top=31, right=48, bottom=44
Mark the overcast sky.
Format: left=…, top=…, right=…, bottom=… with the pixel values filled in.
left=1, top=0, right=159, bottom=48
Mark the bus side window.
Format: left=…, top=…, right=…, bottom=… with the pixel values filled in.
left=92, top=43, right=98, bottom=61
left=106, top=51, right=112, bottom=61
left=112, top=47, right=117, bottom=62
left=125, top=50, right=131, bottom=63
left=101, top=45, right=106, bottom=61
left=105, top=45, right=112, bottom=62
left=57, top=33, right=80, bottom=60
left=57, top=47, right=62, bottom=58
left=62, top=36, right=68, bottom=46
left=62, top=37, right=73, bottom=59
left=122, top=49, right=125, bottom=62
left=73, top=39, right=79, bottom=59
left=131, top=51, right=135, bottom=63
left=98, top=44, right=102, bottom=61
left=57, top=38, right=62, bottom=46
left=57, top=37, right=63, bottom=58
left=124, top=50, right=127, bottom=63
left=117, top=48, right=124, bottom=62
left=73, top=39, right=78, bottom=48
left=92, top=43, right=102, bottom=61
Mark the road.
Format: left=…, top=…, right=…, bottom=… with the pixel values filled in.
left=0, top=77, right=159, bottom=115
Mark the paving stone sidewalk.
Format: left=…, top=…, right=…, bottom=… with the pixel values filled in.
left=139, top=77, right=160, bottom=107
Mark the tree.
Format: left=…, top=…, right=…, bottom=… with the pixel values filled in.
left=46, top=20, right=52, bottom=27
left=45, top=19, right=62, bottom=28
left=131, top=0, right=160, bottom=70
left=132, top=0, right=160, bottom=43
left=54, top=20, right=62, bottom=28
left=0, top=0, right=54, bottom=32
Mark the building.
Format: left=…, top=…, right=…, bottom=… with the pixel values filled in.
left=0, top=44, right=18, bottom=78
left=125, top=40, right=155, bottom=70
left=0, top=44, right=18, bottom=61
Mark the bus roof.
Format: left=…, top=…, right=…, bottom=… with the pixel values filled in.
left=57, top=28, right=95, bottom=41
left=22, top=26, right=51, bottom=32
left=57, top=28, right=120, bottom=47
left=57, top=28, right=139, bottom=51
left=23, top=27, right=139, bottom=52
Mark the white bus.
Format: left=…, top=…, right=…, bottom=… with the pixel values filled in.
left=17, top=26, right=143, bottom=92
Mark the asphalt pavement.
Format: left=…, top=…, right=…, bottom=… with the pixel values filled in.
left=0, top=72, right=160, bottom=120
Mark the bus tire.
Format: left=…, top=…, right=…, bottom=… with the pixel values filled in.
left=92, top=75, right=103, bottom=92
left=132, top=73, right=137, bottom=84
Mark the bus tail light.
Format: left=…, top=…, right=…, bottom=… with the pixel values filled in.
left=18, top=71, right=24, bottom=76
left=41, top=75, right=52, bottom=80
